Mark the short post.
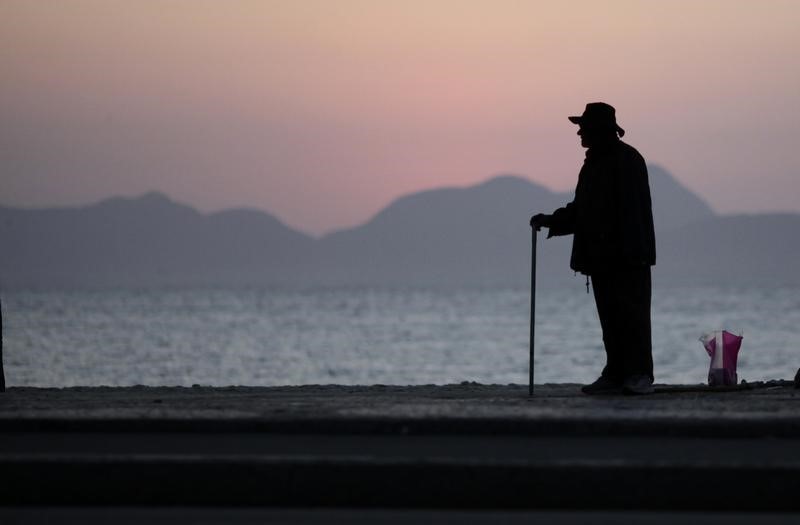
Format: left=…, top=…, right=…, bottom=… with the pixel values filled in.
left=529, top=225, right=538, bottom=396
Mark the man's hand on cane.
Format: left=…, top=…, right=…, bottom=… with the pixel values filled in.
left=529, top=213, right=552, bottom=231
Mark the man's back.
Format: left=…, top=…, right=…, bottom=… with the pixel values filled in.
left=552, top=138, right=655, bottom=274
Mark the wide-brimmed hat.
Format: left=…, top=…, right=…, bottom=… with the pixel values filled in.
left=568, top=102, right=625, bottom=137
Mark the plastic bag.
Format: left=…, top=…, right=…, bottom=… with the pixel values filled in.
left=700, top=330, right=743, bottom=386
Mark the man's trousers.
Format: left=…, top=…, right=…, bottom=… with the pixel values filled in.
left=590, top=265, right=654, bottom=382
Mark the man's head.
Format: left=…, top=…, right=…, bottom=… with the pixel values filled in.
left=569, top=102, right=625, bottom=148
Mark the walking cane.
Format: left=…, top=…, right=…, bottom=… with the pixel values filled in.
left=529, top=224, right=539, bottom=397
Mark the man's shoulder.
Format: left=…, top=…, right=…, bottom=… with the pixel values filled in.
left=617, top=140, right=642, bottom=156
left=617, top=140, right=646, bottom=164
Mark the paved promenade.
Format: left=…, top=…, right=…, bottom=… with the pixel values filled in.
left=1, top=381, right=799, bottom=513
left=2, top=381, right=798, bottom=433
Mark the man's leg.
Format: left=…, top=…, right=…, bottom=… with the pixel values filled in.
left=591, top=271, right=625, bottom=382
left=618, top=265, right=654, bottom=381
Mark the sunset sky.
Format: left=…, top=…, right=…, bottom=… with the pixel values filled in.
left=2, top=1, right=799, bottom=235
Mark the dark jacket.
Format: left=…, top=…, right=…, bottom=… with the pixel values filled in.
left=548, top=139, right=656, bottom=275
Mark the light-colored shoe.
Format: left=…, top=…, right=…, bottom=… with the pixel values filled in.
left=581, top=376, right=622, bottom=395
left=622, top=375, right=655, bottom=395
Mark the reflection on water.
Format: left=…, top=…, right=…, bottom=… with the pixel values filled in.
left=4, top=285, right=799, bottom=387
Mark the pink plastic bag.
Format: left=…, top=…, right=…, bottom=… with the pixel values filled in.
left=700, top=330, right=743, bottom=386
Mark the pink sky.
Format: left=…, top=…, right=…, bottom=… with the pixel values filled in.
left=1, top=1, right=799, bottom=235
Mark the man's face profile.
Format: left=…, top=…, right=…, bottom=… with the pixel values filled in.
left=577, top=125, right=592, bottom=149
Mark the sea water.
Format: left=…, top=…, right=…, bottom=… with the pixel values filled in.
left=3, top=285, right=799, bottom=387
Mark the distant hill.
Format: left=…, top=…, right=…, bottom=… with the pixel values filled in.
left=315, top=175, right=568, bottom=285
left=647, top=164, right=715, bottom=231
left=656, top=213, right=800, bottom=286
left=0, top=192, right=314, bottom=288
left=0, top=167, right=797, bottom=288
left=313, top=167, right=716, bottom=286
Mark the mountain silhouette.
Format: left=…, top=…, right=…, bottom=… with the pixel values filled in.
left=316, top=176, right=567, bottom=285
left=657, top=213, right=800, bottom=285
left=647, top=165, right=715, bottom=231
left=0, top=192, right=314, bottom=288
left=0, top=167, right=796, bottom=288
left=313, top=169, right=715, bottom=286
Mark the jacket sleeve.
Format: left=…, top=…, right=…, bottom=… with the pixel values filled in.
left=547, top=171, right=584, bottom=237
left=547, top=200, right=576, bottom=237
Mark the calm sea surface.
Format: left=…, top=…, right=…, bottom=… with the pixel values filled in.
left=3, top=285, right=799, bottom=387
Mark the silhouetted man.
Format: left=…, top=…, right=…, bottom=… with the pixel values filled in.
left=531, top=102, right=656, bottom=395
